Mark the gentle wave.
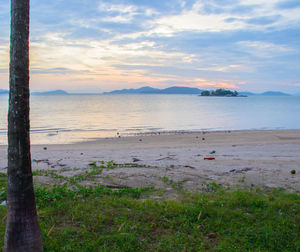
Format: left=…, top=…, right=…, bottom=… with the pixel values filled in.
left=1, top=94, right=300, bottom=144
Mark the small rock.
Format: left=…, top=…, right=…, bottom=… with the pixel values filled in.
left=207, top=233, right=217, bottom=239
left=202, top=138, right=205, bottom=141
left=291, top=170, right=296, bottom=175
left=210, top=150, right=216, bottom=154
left=43, top=147, right=47, bottom=150
left=139, top=139, right=142, bottom=142
left=132, top=158, right=141, bottom=162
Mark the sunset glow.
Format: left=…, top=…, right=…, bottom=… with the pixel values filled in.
left=0, top=1, right=300, bottom=93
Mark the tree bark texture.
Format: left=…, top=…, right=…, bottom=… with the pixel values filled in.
left=4, top=0, right=43, bottom=251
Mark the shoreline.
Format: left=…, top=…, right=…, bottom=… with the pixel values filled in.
left=1, top=127, right=299, bottom=146
left=1, top=129, right=300, bottom=193
left=2, top=128, right=300, bottom=150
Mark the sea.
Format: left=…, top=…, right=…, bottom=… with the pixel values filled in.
left=0, top=94, right=300, bottom=145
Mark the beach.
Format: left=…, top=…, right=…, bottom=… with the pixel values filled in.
left=1, top=129, right=300, bottom=194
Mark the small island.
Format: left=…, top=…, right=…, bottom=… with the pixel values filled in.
left=200, top=88, right=246, bottom=97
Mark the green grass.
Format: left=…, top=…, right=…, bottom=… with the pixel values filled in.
left=0, top=174, right=300, bottom=251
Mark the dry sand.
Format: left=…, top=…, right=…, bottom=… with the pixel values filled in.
left=1, top=129, right=300, bottom=193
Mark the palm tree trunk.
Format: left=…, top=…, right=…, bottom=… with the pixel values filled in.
left=4, top=0, right=43, bottom=251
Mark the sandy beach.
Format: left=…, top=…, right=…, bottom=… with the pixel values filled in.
left=1, top=129, right=300, bottom=194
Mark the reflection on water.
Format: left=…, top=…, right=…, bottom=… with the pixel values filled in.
left=0, top=94, right=300, bottom=144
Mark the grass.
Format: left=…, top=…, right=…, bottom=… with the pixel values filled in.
left=0, top=173, right=300, bottom=251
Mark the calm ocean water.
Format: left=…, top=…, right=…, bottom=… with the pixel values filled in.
left=1, top=94, right=300, bottom=144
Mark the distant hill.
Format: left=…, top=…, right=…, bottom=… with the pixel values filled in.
left=104, top=86, right=203, bottom=94
left=159, top=86, right=203, bottom=94
left=239, top=91, right=257, bottom=96
left=0, top=89, right=9, bottom=95
left=103, top=87, right=298, bottom=96
left=104, top=86, right=160, bottom=94
left=260, top=91, right=291, bottom=96
left=31, top=90, right=68, bottom=95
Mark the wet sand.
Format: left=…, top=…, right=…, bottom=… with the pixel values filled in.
left=1, top=129, right=300, bottom=193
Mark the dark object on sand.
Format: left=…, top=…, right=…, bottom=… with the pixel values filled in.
left=204, top=157, right=215, bottom=160
left=291, top=170, right=296, bottom=175
left=202, top=138, right=205, bottom=141
left=43, top=147, right=47, bottom=150
left=210, top=150, right=216, bottom=154
left=132, top=158, right=141, bottom=162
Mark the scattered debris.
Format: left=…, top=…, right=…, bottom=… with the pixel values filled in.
left=210, top=150, right=216, bottom=154
left=156, top=156, right=175, bottom=161
left=207, top=233, right=217, bottom=239
left=118, top=223, right=125, bottom=232
left=184, top=165, right=196, bottom=169
left=132, top=158, right=141, bottom=162
left=204, top=157, right=215, bottom=160
left=230, top=167, right=253, bottom=173
left=47, top=224, right=55, bottom=236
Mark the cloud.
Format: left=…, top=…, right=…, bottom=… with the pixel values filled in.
left=0, top=0, right=300, bottom=93
left=0, top=43, right=9, bottom=70
left=236, top=41, right=293, bottom=58
left=192, top=78, right=243, bottom=89
left=276, top=0, right=300, bottom=9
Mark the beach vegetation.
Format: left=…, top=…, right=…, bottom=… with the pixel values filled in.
left=201, top=89, right=239, bottom=97
left=1, top=167, right=300, bottom=251
left=0, top=172, right=299, bottom=251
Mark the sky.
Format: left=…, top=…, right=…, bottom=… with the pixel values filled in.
left=0, top=0, right=300, bottom=93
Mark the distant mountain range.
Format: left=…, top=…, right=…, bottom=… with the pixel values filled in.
left=103, top=86, right=204, bottom=94
left=0, top=89, right=68, bottom=95
left=0, top=87, right=297, bottom=96
left=239, top=91, right=292, bottom=96
left=31, top=90, right=68, bottom=95
left=104, top=86, right=294, bottom=96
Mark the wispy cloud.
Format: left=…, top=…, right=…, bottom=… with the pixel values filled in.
left=236, top=41, right=293, bottom=58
